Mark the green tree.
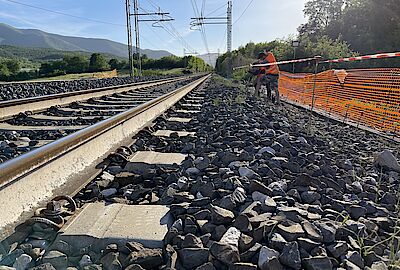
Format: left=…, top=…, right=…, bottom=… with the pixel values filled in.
left=108, top=58, right=120, bottom=70
left=299, top=0, right=345, bottom=37
left=88, top=53, right=110, bottom=72
left=300, top=0, right=400, bottom=56
left=0, top=62, right=10, bottom=78
left=63, top=55, right=88, bottom=73
left=5, top=59, right=20, bottom=74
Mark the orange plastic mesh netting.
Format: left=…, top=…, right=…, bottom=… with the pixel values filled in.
left=278, top=68, right=400, bottom=136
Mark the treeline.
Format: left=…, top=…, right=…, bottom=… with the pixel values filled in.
left=142, top=55, right=212, bottom=72
left=0, top=52, right=212, bottom=81
left=300, top=0, right=400, bottom=55
left=216, top=0, right=400, bottom=77
left=39, top=53, right=111, bottom=77
left=216, top=36, right=353, bottom=77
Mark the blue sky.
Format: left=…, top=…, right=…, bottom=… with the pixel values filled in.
left=0, top=0, right=308, bottom=56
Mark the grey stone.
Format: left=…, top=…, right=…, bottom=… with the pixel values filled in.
left=239, top=167, right=257, bottom=178
left=348, top=205, right=367, bottom=220
left=345, top=251, right=364, bottom=268
left=277, top=223, right=305, bottom=242
left=83, top=264, right=102, bottom=270
left=125, top=264, right=145, bottom=270
left=186, top=167, right=201, bottom=176
left=220, top=227, right=241, bottom=248
left=269, top=233, right=287, bottom=251
left=297, top=237, right=320, bottom=252
left=233, top=215, right=252, bottom=233
left=42, top=251, right=68, bottom=269
left=344, top=260, right=362, bottom=270
left=79, top=255, right=93, bottom=269
left=210, top=242, right=240, bottom=265
left=238, top=234, right=254, bottom=252
left=240, top=243, right=262, bottom=262
left=100, top=252, right=122, bottom=270
left=302, top=221, right=323, bottom=242
left=303, top=256, right=333, bottom=270
left=210, top=204, right=235, bottom=225
left=327, top=241, right=349, bottom=258
left=315, top=222, right=336, bottom=243
left=231, top=187, right=247, bottom=205
left=229, top=262, right=257, bottom=270
left=12, top=254, right=32, bottom=270
left=258, top=246, right=282, bottom=270
left=279, top=242, right=301, bottom=270
left=374, top=150, right=400, bottom=172
left=178, top=248, right=210, bottom=269
left=301, top=191, right=321, bottom=204
left=0, top=249, right=24, bottom=267
left=258, top=147, right=276, bottom=156
left=195, top=262, right=216, bottom=270
left=182, top=233, right=203, bottom=248
left=249, top=180, right=273, bottom=196
left=125, top=247, right=163, bottom=269
left=371, top=261, right=388, bottom=270
left=28, top=263, right=56, bottom=270
left=100, top=188, right=117, bottom=198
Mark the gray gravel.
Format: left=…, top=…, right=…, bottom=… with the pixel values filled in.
left=1, top=76, right=399, bottom=269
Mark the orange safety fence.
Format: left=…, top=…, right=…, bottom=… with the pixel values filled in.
left=278, top=68, right=400, bottom=136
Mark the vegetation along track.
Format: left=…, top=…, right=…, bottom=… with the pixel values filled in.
left=0, top=75, right=203, bottom=164
left=0, top=75, right=399, bottom=269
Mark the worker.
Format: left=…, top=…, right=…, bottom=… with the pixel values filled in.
left=253, top=51, right=280, bottom=103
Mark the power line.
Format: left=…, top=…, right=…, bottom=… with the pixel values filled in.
left=2, top=0, right=125, bottom=27
left=142, top=0, right=198, bottom=54
left=233, top=0, right=254, bottom=25
left=139, top=5, right=197, bottom=54
left=190, top=0, right=211, bottom=59
left=206, top=3, right=227, bottom=17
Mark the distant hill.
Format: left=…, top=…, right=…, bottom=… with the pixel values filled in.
left=0, top=45, right=127, bottom=62
left=198, top=53, right=219, bottom=67
left=0, top=23, right=172, bottom=59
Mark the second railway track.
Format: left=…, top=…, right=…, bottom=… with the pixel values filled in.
left=0, top=75, right=203, bottom=164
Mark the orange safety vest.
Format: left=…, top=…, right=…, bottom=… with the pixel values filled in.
left=265, top=53, right=279, bottom=75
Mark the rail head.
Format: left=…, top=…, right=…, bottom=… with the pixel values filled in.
left=0, top=75, right=194, bottom=108
left=0, top=74, right=211, bottom=187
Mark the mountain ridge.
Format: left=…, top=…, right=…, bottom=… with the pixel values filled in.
left=0, top=23, right=172, bottom=59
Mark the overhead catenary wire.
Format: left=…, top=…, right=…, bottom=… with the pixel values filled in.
left=206, top=2, right=227, bottom=17
left=190, top=0, right=213, bottom=63
left=139, top=4, right=197, bottom=54
left=2, top=0, right=125, bottom=27
left=143, top=0, right=198, bottom=54
left=233, top=0, right=254, bottom=25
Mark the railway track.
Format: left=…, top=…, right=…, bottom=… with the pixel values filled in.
left=0, top=75, right=202, bottom=164
left=0, top=75, right=399, bottom=269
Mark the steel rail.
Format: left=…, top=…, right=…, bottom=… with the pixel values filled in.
left=0, top=75, right=196, bottom=119
left=0, top=74, right=210, bottom=237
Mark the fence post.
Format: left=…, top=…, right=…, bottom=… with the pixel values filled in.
left=310, top=56, right=322, bottom=113
left=307, top=56, right=322, bottom=133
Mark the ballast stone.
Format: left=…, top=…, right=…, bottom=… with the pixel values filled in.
left=374, top=150, right=400, bottom=172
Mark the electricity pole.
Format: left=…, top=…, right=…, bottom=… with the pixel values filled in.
left=190, top=1, right=233, bottom=77
left=125, top=0, right=134, bottom=78
left=227, top=0, right=232, bottom=77
left=133, top=0, right=142, bottom=76
left=125, top=0, right=174, bottom=77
